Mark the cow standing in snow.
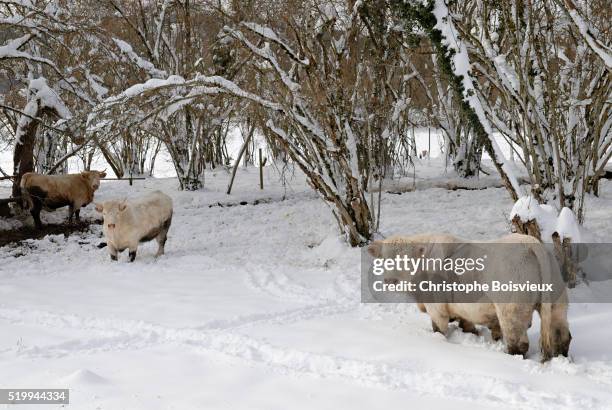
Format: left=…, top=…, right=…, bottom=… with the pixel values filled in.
left=95, top=190, right=173, bottom=262
left=20, top=170, right=107, bottom=228
left=368, top=233, right=571, bottom=361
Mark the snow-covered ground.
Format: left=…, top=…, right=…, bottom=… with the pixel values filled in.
left=1, top=150, right=612, bottom=409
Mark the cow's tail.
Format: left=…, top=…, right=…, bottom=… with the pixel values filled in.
left=530, top=243, right=555, bottom=361
left=19, top=174, right=33, bottom=210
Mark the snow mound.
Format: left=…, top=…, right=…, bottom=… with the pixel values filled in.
left=510, top=196, right=581, bottom=242
left=311, top=235, right=346, bottom=260
left=556, top=207, right=581, bottom=242
left=510, top=196, right=547, bottom=222
left=61, top=369, right=109, bottom=385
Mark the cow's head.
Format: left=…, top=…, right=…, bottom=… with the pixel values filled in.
left=368, top=237, right=430, bottom=285
left=81, top=170, right=107, bottom=191
left=95, top=200, right=127, bottom=229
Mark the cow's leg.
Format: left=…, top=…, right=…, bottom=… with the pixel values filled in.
left=109, top=244, right=118, bottom=261
left=505, top=329, right=530, bottom=358
left=155, top=216, right=172, bottom=257
left=155, top=230, right=168, bottom=257
left=431, top=317, right=449, bottom=335
left=25, top=186, right=46, bottom=229
left=429, top=312, right=450, bottom=335
left=69, top=202, right=82, bottom=223
left=68, top=203, right=75, bottom=223
left=424, top=304, right=450, bottom=335
left=458, top=318, right=478, bottom=335
left=31, top=200, right=43, bottom=229
left=485, top=316, right=503, bottom=341
left=496, top=305, right=531, bottom=358
left=490, top=321, right=503, bottom=342
left=549, top=303, right=572, bottom=357
left=128, top=247, right=137, bottom=262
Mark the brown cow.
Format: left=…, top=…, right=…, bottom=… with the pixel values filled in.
left=20, top=170, right=106, bottom=228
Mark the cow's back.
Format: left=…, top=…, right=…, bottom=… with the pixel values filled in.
left=22, top=173, right=90, bottom=209
left=130, top=191, right=173, bottom=221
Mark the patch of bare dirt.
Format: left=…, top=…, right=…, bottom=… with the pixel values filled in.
left=0, top=219, right=102, bottom=247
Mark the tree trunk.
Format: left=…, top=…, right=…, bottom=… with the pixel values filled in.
left=12, top=123, right=36, bottom=199
left=12, top=106, right=58, bottom=199
left=227, top=126, right=254, bottom=194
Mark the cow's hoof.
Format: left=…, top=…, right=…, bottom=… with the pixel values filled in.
left=508, top=342, right=529, bottom=358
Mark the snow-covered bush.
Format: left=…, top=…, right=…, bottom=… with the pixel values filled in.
left=206, top=1, right=424, bottom=245
left=510, top=195, right=583, bottom=286
left=86, top=3, right=242, bottom=190
left=510, top=196, right=581, bottom=244
left=394, top=0, right=610, bottom=222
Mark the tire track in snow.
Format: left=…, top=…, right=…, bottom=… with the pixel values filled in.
left=244, top=263, right=360, bottom=305
left=0, top=306, right=607, bottom=409
left=197, top=303, right=354, bottom=331
left=244, top=267, right=332, bottom=303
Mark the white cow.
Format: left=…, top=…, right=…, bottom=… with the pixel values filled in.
left=95, top=190, right=173, bottom=262
left=368, top=233, right=571, bottom=361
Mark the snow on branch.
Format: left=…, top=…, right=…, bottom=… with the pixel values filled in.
left=241, top=22, right=310, bottom=66
left=0, top=1, right=77, bottom=32
left=103, top=75, right=186, bottom=104
left=224, top=27, right=301, bottom=92
left=195, top=75, right=283, bottom=112
left=113, top=38, right=167, bottom=78
left=15, top=77, right=71, bottom=144
left=559, top=0, right=612, bottom=69
left=265, top=119, right=315, bottom=171
left=153, top=0, right=171, bottom=60
left=344, top=121, right=359, bottom=176
left=88, top=73, right=279, bottom=134
left=88, top=75, right=189, bottom=132
left=27, top=77, right=70, bottom=119
left=221, top=27, right=328, bottom=146
left=0, top=34, right=58, bottom=68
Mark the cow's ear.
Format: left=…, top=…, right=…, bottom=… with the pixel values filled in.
left=100, top=172, right=107, bottom=178
left=367, top=240, right=383, bottom=258
left=95, top=203, right=103, bottom=213
left=119, top=203, right=127, bottom=211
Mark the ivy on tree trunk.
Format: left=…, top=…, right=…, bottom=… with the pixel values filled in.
left=391, top=0, right=519, bottom=201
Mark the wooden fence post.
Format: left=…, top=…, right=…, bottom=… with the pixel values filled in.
left=428, top=127, right=431, bottom=163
